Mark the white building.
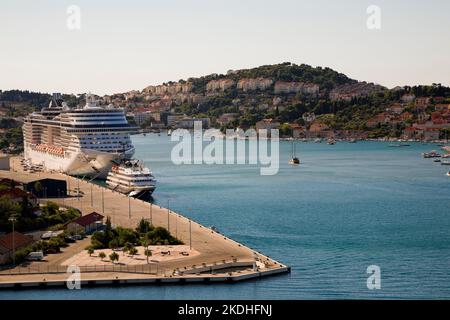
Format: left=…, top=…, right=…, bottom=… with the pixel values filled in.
left=133, top=111, right=154, bottom=126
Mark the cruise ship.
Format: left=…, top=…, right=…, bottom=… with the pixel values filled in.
left=106, top=159, right=157, bottom=197
left=23, top=93, right=137, bottom=178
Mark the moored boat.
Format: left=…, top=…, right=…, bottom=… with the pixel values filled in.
left=422, top=151, right=441, bottom=158
left=106, top=159, right=157, bottom=198
left=288, top=140, right=300, bottom=165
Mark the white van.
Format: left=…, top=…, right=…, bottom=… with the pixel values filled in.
left=26, top=251, right=44, bottom=261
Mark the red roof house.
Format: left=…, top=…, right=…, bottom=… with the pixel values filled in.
left=66, top=212, right=104, bottom=234
left=0, top=231, right=34, bottom=265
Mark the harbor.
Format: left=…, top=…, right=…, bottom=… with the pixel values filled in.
left=0, top=156, right=289, bottom=289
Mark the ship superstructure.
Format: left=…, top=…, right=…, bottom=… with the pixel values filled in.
left=23, top=93, right=137, bottom=178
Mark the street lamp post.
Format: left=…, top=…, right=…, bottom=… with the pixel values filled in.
left=167, top=199, right=170, bottom=231
left=175, top=214, right=178, bottom=239
left=101, top=187, right=104, bottom=214
left=128, top=196, right=131, bottom=219
left=149, top=203, right=153, bottom=225
left=112, top=207, right=116, bottom=226
left=8, top=216, right=17, bottom=266
left=189, top=219, right=192, bottom=250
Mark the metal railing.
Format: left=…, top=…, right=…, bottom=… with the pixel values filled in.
left=0, top=263, right=164, bottom=276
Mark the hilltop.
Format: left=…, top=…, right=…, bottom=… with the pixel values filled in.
left=106, top=62, right=388, bottom=128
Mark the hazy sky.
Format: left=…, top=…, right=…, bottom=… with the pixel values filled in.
left=1, top=0, right=449, bottom=95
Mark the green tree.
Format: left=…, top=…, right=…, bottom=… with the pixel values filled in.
left=144, top=248, right=152, bottom=264
left=136, top=218, right=152, bottom=234
left=99, top=252, right=106, bottom=261
left=87, top=247, right=94, bottom=257
left=109, top=252, right=119, bottom=264
left=109, top=238, right=119, bottom=250
left=128, top=246, right=138, bottom=257
left=123, top=242, right=132, bottom=256
left=34, top=181, right=43, bottom=196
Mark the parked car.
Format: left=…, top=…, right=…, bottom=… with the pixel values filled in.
left=72, top=234, right=84, bottom=241
left=26, top=251, right=44, bottom=261
left=45, top=247, right=60, bottom=254
left=64, top=236, right=75, bottom=243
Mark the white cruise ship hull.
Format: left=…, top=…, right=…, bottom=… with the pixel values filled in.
left=24, top=144, right=133, bottom=179
left=108, top=183, right=156, bottom=197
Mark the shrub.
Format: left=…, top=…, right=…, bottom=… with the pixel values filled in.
left=109, top=252, right=119, bottom=263
left=128, top=246, right=138, bottom=256
left=87, top=247, right=94, bottom=256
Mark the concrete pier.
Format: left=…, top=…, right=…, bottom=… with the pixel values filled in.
left=0, top=157, right=289, bottom=288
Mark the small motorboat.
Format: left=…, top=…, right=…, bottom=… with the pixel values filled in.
left=434, top=159, right=441, bottom=163
left=389, top=143, right=410, bottom=147
left=422, top=151, right=441, bottom=158
left=441, top=161, right=450, bottom=166
left=446, top=172, right=450, bottom=177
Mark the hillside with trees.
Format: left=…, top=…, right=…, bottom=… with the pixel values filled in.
left=2, top=63, right=450, bottom=140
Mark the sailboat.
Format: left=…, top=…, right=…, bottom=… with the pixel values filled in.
left=288, top=141, right=300, bottom=165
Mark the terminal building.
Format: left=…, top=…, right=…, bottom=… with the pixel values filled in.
left=24, top=178, right=67, bottom=198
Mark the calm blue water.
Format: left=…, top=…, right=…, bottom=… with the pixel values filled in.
left=2, top=135, right=450, bottom=299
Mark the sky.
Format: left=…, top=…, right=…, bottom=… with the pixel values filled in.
left=1, top=0, right=449, bottom=95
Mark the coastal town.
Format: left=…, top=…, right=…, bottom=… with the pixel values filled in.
left=118, top=91, right=450, bottom=142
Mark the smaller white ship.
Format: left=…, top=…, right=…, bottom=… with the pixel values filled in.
left=106, top=159, right=156, bottom=198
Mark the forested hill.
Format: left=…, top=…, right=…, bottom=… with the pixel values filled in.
left=185, top=62, right=357, bottom=93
